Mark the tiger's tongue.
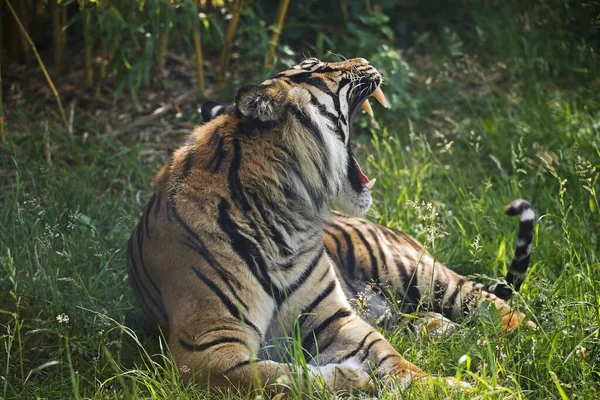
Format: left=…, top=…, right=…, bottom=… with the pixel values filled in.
left=352, top=157, right=370, bottom=184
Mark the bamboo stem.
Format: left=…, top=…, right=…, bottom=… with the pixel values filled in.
left=50, top=0, right=66, bottom=73
left=5, top=0, right=71, bottom=140
left=0, top=10, right=5, bottom=143
left=192, top=0, right=205, bottom=91
left=60, top=1, right=67, bottom=72
left=95, top=0, right=108, bottom=98
left=16, top=0, right=31, bottom=65
left=84, top=9, right=93, bottom=88
left=218, top=0, right=242, bottom=88
left=265, top=0, right=290, bottom=70
left=337, top=0, right=348, bottom=27
left=157, top=25, right=169, bottom=70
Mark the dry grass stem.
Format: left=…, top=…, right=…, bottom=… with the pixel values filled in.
left=5, top=0, right=71, bottom=139
left=192, top=0, right=205, bottom=91
left=218, top=0, right=243, bottom=88
left=265, top=0, right=291, bottom=70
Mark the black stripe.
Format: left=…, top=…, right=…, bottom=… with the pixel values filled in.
left=165, top=197, right=174, bottom=222
left=376, top=354, right=400, bottom=368
left=166, top=151, right=194, bottom=217
left=250, top=192, right=293, bottom=256
left=228, top=139, right=252, bottom=212
left=323, top=228, right=343, bottom=266
left=299, top=280, right=336, bottom=325
left=179, top=337, right=245, bottom=352
left=280, top=245, right=317, bottom=270
left=399, top=254, right=420, bottom=305
left=224, top=359, right=253, bottom=375
left=288, top=106, right=325, bottom=148
left=281, top=119, right=327, bottom=209
left=335, top=331, right=376, bottom=363
left=359, top=338, right=383, bottom=363
left=154, top=193, right=162, bottom=217
left=277, top=144, right=325, bottom=212
left=390, top=254, right=409, bottom=295
left=317, top=264, right=331, bottom=282
left=135, top=221, right=161, bottom=295
left=309, top=97, right=345, bottom=142
left=207, top=129, right=226, bottom=173
left=143, top=194, right=156, bottom=239
left=284, top=246, right=324, bottom=298
left=172, top=208, right=242, bottom=288
left=190, top=265, right=261, bottom=336
left=432, top=280, right=448, bottom=314
left=323, top=242, right=357, bottom=300
left=182, top=239, right=249, bottom=310
left=301, top=308, right=353, bottom=356
left=217, top=199, right=285, bottom=304
left=127, top=236, right=168, bottom=322
left=325, top=223, right=356, bottom=277
left=366, top=226, right=387, bottom=275
left=443, top=278, right=466, bottom=316
left=345, top=222, right=379, bottom=283
left=127, top=250, right=164, bottom=323
left=182, top=151, right=195, bottom=177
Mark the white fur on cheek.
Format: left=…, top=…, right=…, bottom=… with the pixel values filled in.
left=334, top=180, right=373, bottom=217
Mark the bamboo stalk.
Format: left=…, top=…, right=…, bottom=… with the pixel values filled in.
left=5, top=0, right=71, bottom=140
left=95, top=0, right=108, bottom=98
left=265, top=0, right=290, bottom=70
left=7, top=3, right=20, bottom=62
left=60, top=1, right=67, bottom=72
left=337, top=0, right=348, bottom=27
left=84, top=9, right=93, bottom=88
left=0, top=6, right=5, bottom=143
left=218, top=0, right=243, bottom=88
left=192, top=0, right=205, bottom=91
left=157, top=25, right=169, bottom=70
left=15, top=0, right=31, bottom=65
left=50, top=0, right=66, bottom=73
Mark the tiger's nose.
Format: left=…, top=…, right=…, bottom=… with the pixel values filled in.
left=352, top=58, right=370, bottom=66
left=336, top=57, right=371, bottom=71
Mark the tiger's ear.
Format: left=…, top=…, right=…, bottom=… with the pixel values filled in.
left=235, top=84, right=282, bottom=122
left=201, top=100, right=228, bottom=122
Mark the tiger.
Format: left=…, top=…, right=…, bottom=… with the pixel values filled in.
left=127, top=57, right=535, bottom=394
left=201, top=99, right=535, bottom=332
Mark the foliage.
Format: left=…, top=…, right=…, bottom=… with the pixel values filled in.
left=1, top=1, right=600, bottom=399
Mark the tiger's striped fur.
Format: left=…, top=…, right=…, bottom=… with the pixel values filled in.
left=326, top=201, right=535, bottom=332
left=202, top=101, right=536, bottom=330
left=127, top=58, right=534, bottom=393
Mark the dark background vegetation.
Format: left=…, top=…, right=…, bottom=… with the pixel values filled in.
left=1, top=0, right=600, bottom=399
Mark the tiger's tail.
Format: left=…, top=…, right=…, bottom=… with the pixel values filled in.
left=485, top=199, right=535, bottom=300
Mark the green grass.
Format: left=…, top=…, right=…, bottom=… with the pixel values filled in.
left=2, top=17, right=600, bottom=400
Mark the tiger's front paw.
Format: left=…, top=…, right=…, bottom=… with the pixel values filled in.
left=413, top=312, right=459, bottom=340
left=501, top=309, right=537, bottom=331
left=310, top=361, right=372, bottom=392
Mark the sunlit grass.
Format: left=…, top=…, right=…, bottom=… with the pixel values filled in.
left=2, top=18, right=600, bottom=400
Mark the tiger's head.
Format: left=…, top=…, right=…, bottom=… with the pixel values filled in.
left=202, top=57, right=387, bottom=217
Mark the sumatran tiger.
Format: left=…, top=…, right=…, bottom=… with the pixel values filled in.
left=127, top=57, right=535, bottom=393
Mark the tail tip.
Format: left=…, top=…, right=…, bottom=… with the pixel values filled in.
left=504, top=199, right=532, bottom=217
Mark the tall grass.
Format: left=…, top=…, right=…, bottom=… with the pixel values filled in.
left=1, top=5, right=600, bottom=399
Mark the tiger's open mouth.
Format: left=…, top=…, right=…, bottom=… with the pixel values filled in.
left=347, top=81, right=388, bottom=193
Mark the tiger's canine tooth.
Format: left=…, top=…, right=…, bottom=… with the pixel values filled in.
left=365, top=178, right=376, bottom=190
left=361, top=99, right=374, bottom=117
left=373, top=86, right=389, bottom=108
